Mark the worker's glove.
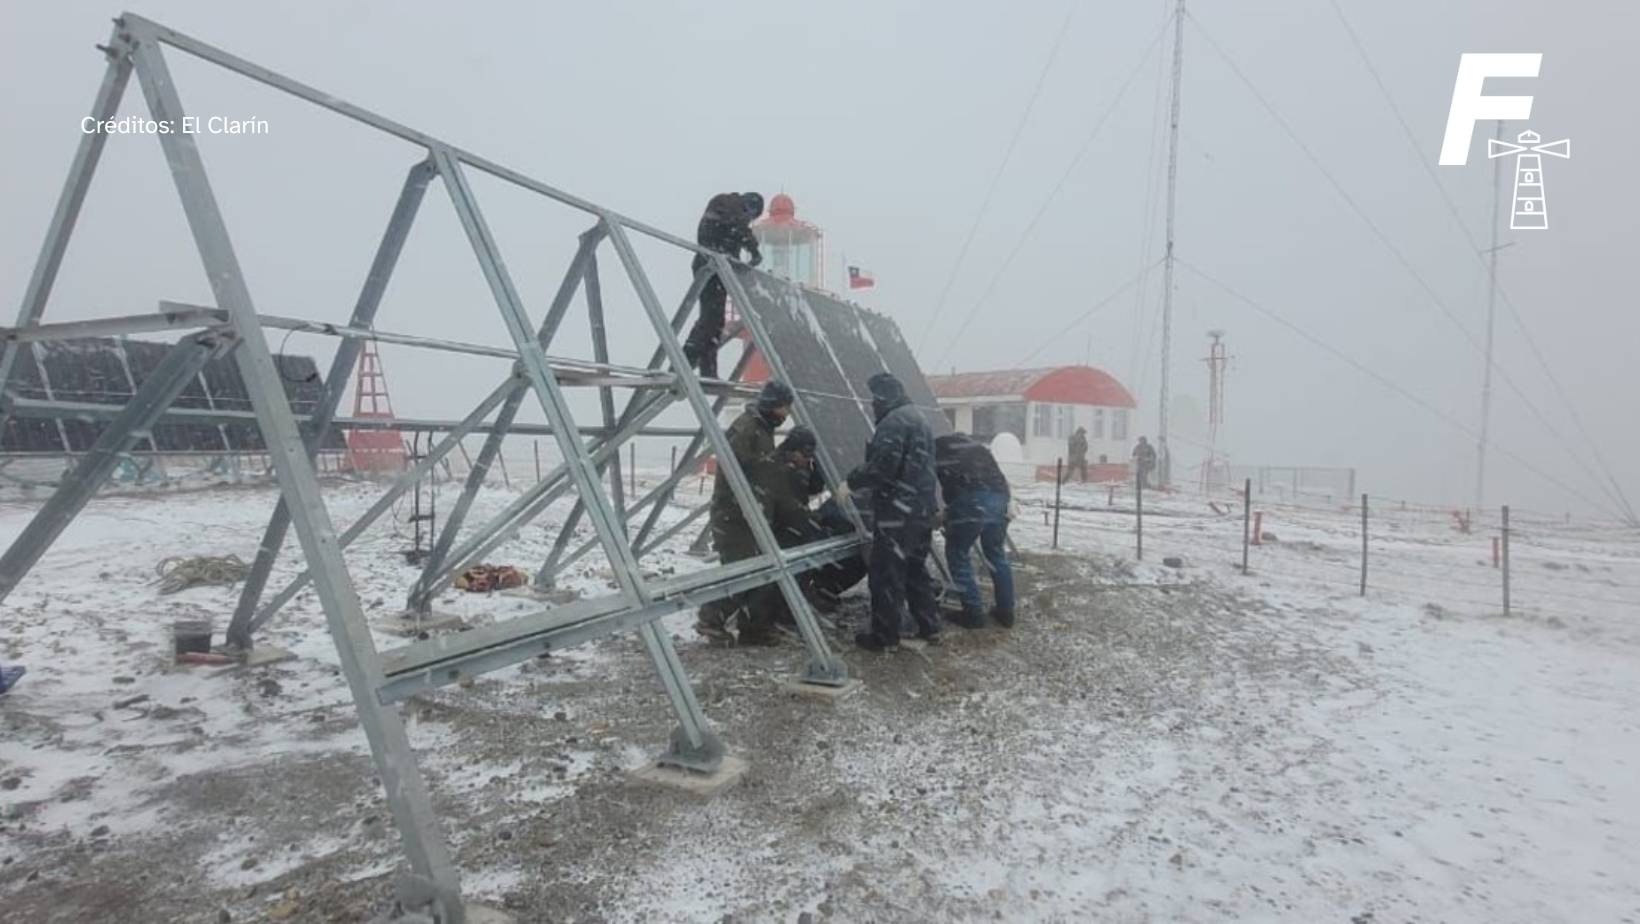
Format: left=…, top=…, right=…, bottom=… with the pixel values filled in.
left=1006, top=499, right=1021, bottom=521
left=832, top=483, right=852, bottom=506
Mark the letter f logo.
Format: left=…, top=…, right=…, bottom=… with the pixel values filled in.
left=1439, top=53, right=1542, bottom=166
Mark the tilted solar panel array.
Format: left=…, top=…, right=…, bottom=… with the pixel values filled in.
left=735, top=271, right=948, bottom=484
left=0, top=338, right=344, bottom=454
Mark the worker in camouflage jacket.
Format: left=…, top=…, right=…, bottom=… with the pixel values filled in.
left=697, top=379, right=793, bottom=645
left=683, top=191, right=763, bottom=380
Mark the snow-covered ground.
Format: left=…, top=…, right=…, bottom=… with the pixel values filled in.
left=1, top=475, right=1637, bottom=922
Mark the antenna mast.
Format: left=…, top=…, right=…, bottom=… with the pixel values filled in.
left=1157, top=0, right=1186, bottom=487
left=1476, top=120, right=1503, bottom=512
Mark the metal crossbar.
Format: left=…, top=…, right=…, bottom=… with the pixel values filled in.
left=0, top=15, right=873, bottom=923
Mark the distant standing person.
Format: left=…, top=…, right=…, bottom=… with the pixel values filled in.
left=683, top=192, right=764, bottom=380
left=935, top=433, right=1015, bottom=629
left=843, top=373, right=941, bottom=651
left=1132, top=435, right=1157, bottom=489
left=1067, top=426, right=1088, bottom=483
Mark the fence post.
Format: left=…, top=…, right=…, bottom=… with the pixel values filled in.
left=533, top=439, right=541, bottom=482
left=629, top=443, right=637, bottom=496
left=1135, top=462, right=1144, bottom=561
left=1502, top=504, right=1511, bottom=617
left=1360, top=493, right=1368, bottom=596
left=1052, top=458, right=1063, bottom=549
left=670, top=445, right=678, bottom=478
left=1241, top=477, right=1252, bottom=574
left=1252, top=511, right=1263, bottom=545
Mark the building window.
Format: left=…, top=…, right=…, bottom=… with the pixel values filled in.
left=1056, top=405, right=1074, bottom=439
left=974, top=403, right=1027, bottom=442
left=943, top=407, right=957, bottom=430
left=1112, top=408, right=1129, bottom=440
left=1092, top=408, right=1105, bottom=439
left=1033, top=403, right=1054, bottom=438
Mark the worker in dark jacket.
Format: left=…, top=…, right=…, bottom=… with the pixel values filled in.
left=1067, top=426, right=1089, bottom=483
left=935, top=433, right=1015, bottom=628
left=842, top=372, right=940, bottom=651
left=683, top=192, right=764, bottom=380
left=697, top=379, right=792, bottom=645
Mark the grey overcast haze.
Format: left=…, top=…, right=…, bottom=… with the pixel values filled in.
left=2, top=0, right=1635, bottom=516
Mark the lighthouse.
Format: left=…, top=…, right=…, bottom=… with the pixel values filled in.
left=726, top=194, right=827, bottom=389
left=751, top=193, right=824, bottom=288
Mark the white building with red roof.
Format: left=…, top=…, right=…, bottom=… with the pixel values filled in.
left=927, top=365, right=1139, bottom=482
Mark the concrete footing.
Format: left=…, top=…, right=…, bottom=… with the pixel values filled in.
left=780, top=676, right=863, bottom=704
left=240, top=644, right=297, bottom=668
left=629, top=754, right=748, bottom=798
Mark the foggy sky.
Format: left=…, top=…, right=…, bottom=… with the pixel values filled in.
left=1, top=1, right=1634, bottom=518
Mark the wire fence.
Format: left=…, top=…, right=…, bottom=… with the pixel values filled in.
left=1012, top=474, right=1640, bottom=627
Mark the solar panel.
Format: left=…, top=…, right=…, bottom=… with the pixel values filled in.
left=0, top=338, right=343, bottom=455
left=734, top=272, right=945, bottom=482
left=853, top=305, right=950, bottom=437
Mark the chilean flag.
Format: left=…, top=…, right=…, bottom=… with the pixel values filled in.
left=847, top=265, right=875, bottom=289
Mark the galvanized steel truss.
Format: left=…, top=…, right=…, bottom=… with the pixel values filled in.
left=0, top=15, right=863, bottom=923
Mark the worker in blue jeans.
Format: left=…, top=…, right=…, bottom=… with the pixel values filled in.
left=934, top=433, right=1016, bottom=629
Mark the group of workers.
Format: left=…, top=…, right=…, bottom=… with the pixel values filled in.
left=684, top=191, right=1014, bottom=651
left=695, top=375, right=1017, bottom=651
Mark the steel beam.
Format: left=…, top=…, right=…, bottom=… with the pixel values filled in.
left=586, top=252, right=626, bottom=525
left=534, top=267, right=718, bottom=590
left=606, top=220, right=848, bottom=686
left=434, top=151, right=718, bottom=762
left=718, top=269, right=868, bottom=539
left=378, top=535, right=863, bottom=704
left=0, top=395, right=708, bottom=438
left=126, top=30, right=462, bottom=920
left=0, top=330, right=234, bottom=604
left=547, top=345, right=757, bottom=583
left=120, top=15, right=709, bottom=259
left=406, top=384, right=527, bottom=612
left=534, top=251, right=624, bottom=579
left=416, top=370, right=675, bottom=606
left=631, top=344, right=758, bottom=553
left=228, top=158, right=436, bottom=649
left=251, top=376, right=522, bottom=632
left=0, top=306, right=219, bottom=344
left=0, top=26, right=134, bottom=434
left=638, top=501, right=710, bottom=558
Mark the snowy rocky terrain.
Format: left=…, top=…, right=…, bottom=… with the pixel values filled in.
left=1, top=475, right=1637, bottom=923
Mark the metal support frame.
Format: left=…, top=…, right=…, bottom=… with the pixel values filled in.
left=1, top=15, right=887, bottom=921
left=228, top=158, right=436, bottom=649
left=607, top=224, right=849, bottom=685
left=250, top=375, right=522, bottom=634
left=0, top=24, right=133, bottom=434
left=405, top=384, right=527, bottom=612
left=546, top=342, right=757, bottom=585
left=124, top=25, right=463, bottom=919
left=532, top=263, right=711, bottom=589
